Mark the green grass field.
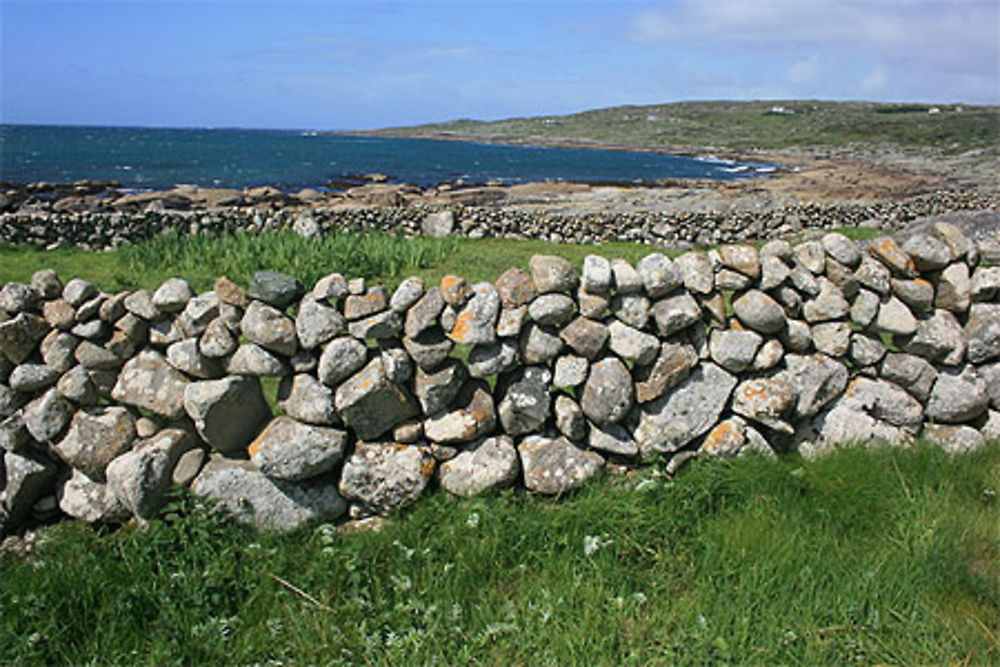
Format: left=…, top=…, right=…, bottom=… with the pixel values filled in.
left=363, top=100, right=1000, bottom=155
left=1, top=232, right=998, bottom=664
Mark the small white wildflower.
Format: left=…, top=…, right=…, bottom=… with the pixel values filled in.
left=451, top=603, right=464, bottom=620
left=632, top=592, right=648, bottom=605
left=583, top=534, right=612, bottom=556
left=390, top=574, right=413, bottom=592
left=466, top=511, right=480, bottom=528
left=393, top=540, right=415, bottom=560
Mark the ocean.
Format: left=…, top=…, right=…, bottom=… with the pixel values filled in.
left=0, top=124, right=773, bottom=191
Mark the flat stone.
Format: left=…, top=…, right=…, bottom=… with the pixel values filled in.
left=651, top=292, right=701, bottom=337
left=152, top=278, right=194, bottom=313
left=841, top=377, right=924, bottom=432
left=783, top=354, right=849, bottom=418
left=634, top=339, right=698, bottom=403
left=193, top=457, right=346, bottom=532
left=295, top=296, right=345, bottom=350
left=811, top=321, right=851, bottom=358
left=789, top=265, right=820, bottom=296
left=607, top=320, right=659, bottom=366
left=438, top=435, right=520, bottom=497
left=731, top=375, right=795, bottom=432
left=553, top=354, right=589, bottom=388
left=498, top=365, right=552, bottom=436
left=247, top=270, right=303, bottom=309
left=111, top=350, right=189, bottom=419
left=242, top=300, right=298, bottom=356
left=495, top=267, right=536, bottom=308
left=422, top=381, right=496, bottom=444
left=868, top=236, right=915, bottom=276
left=581, top=357, right=634, bottom=426
left=278, top=373, right=340, bottom=425
left=559, top=317, right=608, bottom=360
left=172, top=447, right=206, bottom=487
left=554, top=394, right=586, bottom=441
left=529, top=254, right=577, bottom=294
left=71, top=319, right=109, bottom=341
left=0, top=313, right=49, bottom=364
left=635, top=362, right=736, bottom=457
left=906, top=309, right=966, bottom=365
left=880, top=352, right=937, bottom=402
left=611, top=258, right=643, bottom=293
left=588, top=421, right=637, bottom=457
left=390, top=277, right=425, bottom=313
left=581, top=255, right=612, bottom=294
left=518, top=435, right=603, bottom=495
left=468, top=339, right=519, bottom=378
left=718, top=244, right=760, bottom=279
left=335, top=357, right=419, bottom=440
left=404, top=287, right=445, bottom=338
left=8, top=363, right=59, bottom=393
left=184, top=376, right=272, bottom=453
left=449, top=282, right=499, bottom=345
left=348, top=310, right=402, bottom=339
left=248, top=417, right=348, bottom=481
left=700, top=417, right=749, bottom=458
left=926, top=366, right=989, bottom=423
left=402, top=329, right=453, bottom=372
left=890, top=278, right=934, bottom=312
left=519, top=322, right=564, bottom=364
left=226, top=343, right=289, bottom=377
left=709, top=329, right=762, bottom=373
left=338, top=442, right=435, bottom=515
left=343, top=288, right=389, bottom=320
left=874, top=296, right=917, bottom=336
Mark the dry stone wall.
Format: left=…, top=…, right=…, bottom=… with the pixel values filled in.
left=3, top=222, right=1000, bottom=534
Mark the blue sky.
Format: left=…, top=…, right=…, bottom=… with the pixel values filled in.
left=2, top=0, right=997, bottom=129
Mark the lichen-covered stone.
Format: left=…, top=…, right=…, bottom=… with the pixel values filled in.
left=248, top=417, right=348, bottom=481
left=449, top=282, right=499, bottom=345
left=498, top=365, right=552, bottom=436
left=184, top=376, right=271, bottom=453
left=338, top=442, right=435, bottom=515
left=652, top=292, right=701, bottom=337
left=783, top=354, right=849, bottom=418
left=242, top=300, right=298, bottom=356
left=518, top=435, right=603, bottom=495
left=438, top=435, right=520, bottom=497
left=926, top=366, right=989, bottom=424
left=111, top=350, right=189, bottom=419
left=529, top=254, right=577, bottom=294
left=278, top=373, right=340, bottom=425
left=53, top=406, right=136, bottom=482
left=334, top=358, right=419, bottom=440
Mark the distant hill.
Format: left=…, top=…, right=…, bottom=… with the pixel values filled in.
left=354, top=100, right=999, bottom=155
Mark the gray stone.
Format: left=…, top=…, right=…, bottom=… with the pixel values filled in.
left=718, top=244, right=760, bottom=279
left=415, top=360, right=467, bottom=415
left=588, top=421, right=637, bottom=457
left=880, top=353, right=937, bottom=402
left=317, top=336, right=369, bottom=386
left=977, top=361, right=1000, bottom=409
left=0, top=283, right=38, bottom=314
left=278, top=373, right=340, bottom=425
left=869, top=236, right=915, bottom=276
left=226, top=343, right=289, bottom=377
left=123, top=289, right=161, bottom=320
left=172, top=447, right=206, bottom=487
left=652, top=292, right=701, bottom=336
left=51, top=406, right=135, bottom=481
left=752, top=338, right=784, bottom=371
left=57, top=468, right=129, bottom=524
left=247, top=270, right=304, bottom=309
left=106, top=428, right=196, bottom=519
left=635, top=362, right=736, bottom=456
left=343, top=288, right=388, bottom=320
left=498, top=365, right=552, bottom=436
left=249, top=417, right=347, bottom=481
left=607, top=320, right=659, bottom=366
left=554, top=394, right=586, bottom=441
left=338, top=442, right=435, bottom=515
left=674, top=251, right=713, bottom=295
left=43, top=299, right=76, bottom=330
left=402, top=329, right=453, bottom=372
left=966, top=303, right=1000, bottom=364
left=63, top=278, right=97, bottom=307
left=390, top=277, right=425, bottom=313
left=874, top=296, right=918, bottom=336
left=31, top=269, right=63, bottom=300
left=922, top=424, right=986, bottom=455
left=422, top=381, right=495, bottom=444
left=972, top=266, right=1000, bottom=302
left=404, top=288, right=445, bottom=338
left=761, top=239, right=793, bottom=261
left=779, top=319, right=812, bottom=354
left=850, top=333, right=886, bottom=367
left=295, top=296, right=345, bottom=350
left=906, top=309, right=966, bottom=365
left=40, top=330, right=78, bottom=373
left=0, top=313, right=49, bottom=364
left=610, top=293, right=650, bottom=329
left=8, top=363, right=59, bottom=393
left=926, top=366, right=989, bottom=423
left=559, top=317, right=608, bottom=360
left=242, top=300, right=298, bottom=356
left=553, top=355, right=589, bottom=388
left=577, top=287, right=610, bottom=319
left=930, top=222, right=976, bottom=264
left=311, top=272, right=348, bottom=304
left=789, top=265, right=820, bottom=296
left=634, top=339, right=698, bottom=403
left=184, top=376, right=271, bottom=453
left=935, top=262, right=971, bottom=313
left=449, top=282, right=499, bottom=345
left=496, top=306, right=527, bottom=338
left=760, top=255, right=791, bottom=291
left=380, top=346, right=412, bottom=384
left=851, top=289, right=880, bottom=327
left=611, top=258, right=643, bottom=293
left=193, top=457, right=346, bottom=532
left=165, top=338, right=219, bottom=379
left=795, top=241, right=826, bottom=274
left=422, top=210, right=454, bottom=237
left=732, top=375, right=795, bottom=432
left=890, top=278, right=934, bottom=312
left=854, top=255, right=891, bottom=296
left=494, top=267, right=536, bottom=308
left=732, top=290, right=787, bottom=334
left=841, top=377, right=924, bottom=432
left=529, top=254, right=577, bottom=294
left=811, top=321, right=851, bottom=358
left=56, top=366, right=98, bottom=405
left=802, top=278, right=849, bottom=323
left=152, top=278, right=194, bottom=313
left=580, top=357, right=634, bottom=427
left=335, top=358, right=419, bottom=440
left=148, top=319, right=184, bottom=347
left=199, top=317, right=237, bottom=358
left=520, top=322, right=564, bottom=365
left=438, top=435, right=520, bottom=497
left=708, top=329, right=762, bottom=373
left=468, top=339, right=519, bottom=378
left=73, top=340, right=120, bottom=371
left=784, top=354, right=849, bottom=418
left=529, top=293, right=575, bottom=327
left=178, top=293, right=219, bottom=337
left=823, top=232, right=862, bottom=268
left=22, top=388, right=73, bottom=442
left=3, top=449, right=58, bottom=527
left=700, top=417, right=749, bottom=458
left=99, top=292, right=129, bottom=323
left=773, top=285, right=803, bottom=315
left=71, top=319, right=110, bottom=341
left=582, top=255, right=612, bottom=294
left=348, top=310, right=402, bottom=339
left=518, top=435, right=603, bottom=495
left=902, top=233, right=951, bottom=271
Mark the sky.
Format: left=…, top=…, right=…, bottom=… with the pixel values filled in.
left=1, top=0, right=998, bottom=130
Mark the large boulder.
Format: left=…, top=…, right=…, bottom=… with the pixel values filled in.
left=438, top=435, right=520, bottom=497
left=334, top=357, right=419, bottom=440
left=192, top=457, right=346, bottom=532
left=53, top=406, right=137, bottom=482
left=529, top=255, right=577, bottom=294
left=926, top=366, right=989, bottom=423
left=184, top=376, right=272, bottom=452
left=783, top=354, right=849, bottom=418
left=106, top=428, right=196, bottom=520
left=497, top=366, right=552, bottom=436
left=518, top=435, right=603, bottom=495
left=580, top=357, right=634, bottom=427
left=248, top=417, right=348, bottom=481
left=278, top=374, right=340, bottom=425
left=241, top=301, right=298, bottom=356
left=0, top=313, right=50, bottom=364
left=111, top=350, right=189, bottom=420
left=338, top=442, right=435, bottom=515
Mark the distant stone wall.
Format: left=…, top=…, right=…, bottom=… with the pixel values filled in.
left=1, top=189, right=995, bottom=250
left=3, top=222, right=1000, bottom=534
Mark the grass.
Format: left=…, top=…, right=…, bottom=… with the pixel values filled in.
left=364, top=100, right=1000, bottom=155
left=1, top=443, right=997, bottom=664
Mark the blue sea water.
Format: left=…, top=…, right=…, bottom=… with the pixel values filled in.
left=0, top=124, right=772, bottom=191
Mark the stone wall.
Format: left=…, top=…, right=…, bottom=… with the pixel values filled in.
left=3, top=223, right=1000, bottom=534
